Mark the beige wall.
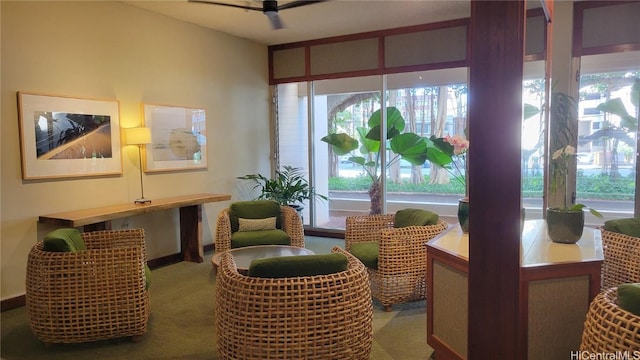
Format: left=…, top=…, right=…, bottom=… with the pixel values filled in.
left=1, top=1, right=271, bottom=300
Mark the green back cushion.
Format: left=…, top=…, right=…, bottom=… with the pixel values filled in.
left=349, top=241, right=379, bottom=270
left=604, top=218, right=640, bottom=238
left=394, top=208, right=439, bottom=228
left=231, top=229, right=290, bottom=248
left=42, top=228, right=86, bottom=252
left=229, top=200, right=282, bottom=233
left=617, top=283, right=640, bottom=316
left=248, top=253, right=349, bottom=278
left=144, top=264, right=152, bottom=290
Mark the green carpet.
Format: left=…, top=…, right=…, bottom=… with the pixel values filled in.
left=1, top=236, right=434, bottom=359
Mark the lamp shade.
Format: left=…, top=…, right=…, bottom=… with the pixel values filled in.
left=125, top=127, right=151, bottom=145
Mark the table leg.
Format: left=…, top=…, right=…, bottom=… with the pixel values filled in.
left=180, top=204, right=204, bottom=263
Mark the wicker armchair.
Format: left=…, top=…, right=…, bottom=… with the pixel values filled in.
left=214, top=203, right=304, bottom=253
left=26, top=229, right=150, bottom=345
left=215, top=246, right=373, bottom=360
left=580, top=287, right=640, bottom=351
left=345, top=213, right=448, bottom=311
left=600, top=227, right=640, bottom=290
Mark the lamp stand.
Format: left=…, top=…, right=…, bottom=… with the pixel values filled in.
left=135, top=144, right=151, bottom=204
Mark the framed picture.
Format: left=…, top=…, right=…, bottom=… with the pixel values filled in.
left=142, top=103, right=207, bottom=173
left=17, top=92, right=122, bottom=180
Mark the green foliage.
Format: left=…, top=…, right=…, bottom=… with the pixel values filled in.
left=238, top=166, right=328, bottom=206
left=328, top=173, right=635, bottom=202
left=321, top=106, right=430, bottom=184
left=550, top=92, right=578, bottom=148
left=596, top=78, right=639, bottom=131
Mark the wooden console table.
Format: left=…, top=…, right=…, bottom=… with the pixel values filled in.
left=39, top=193, right=231, bottom=263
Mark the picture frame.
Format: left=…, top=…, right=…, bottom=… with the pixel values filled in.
left=17, top=92, right=122, bottom=180
left=142, top=103, right=207, bottom=173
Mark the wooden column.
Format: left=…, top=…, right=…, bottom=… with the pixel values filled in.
left=468, top=1, right=525, bottom=359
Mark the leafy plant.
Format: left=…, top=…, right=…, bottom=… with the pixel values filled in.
left=321, top=106, right=430, bottom=214
left=596, top=78, right=639, bottom=132
left=237, top=166, right=327, bottom=208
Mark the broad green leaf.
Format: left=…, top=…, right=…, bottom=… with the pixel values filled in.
left=390, top=133, right=428, bottom=165
left=320, top=133, right=358, bottom=155
left=425, top=137, right=454, bottom=167
left=523, top=103, right=540, bottom=120
left=366, top=125, right=400, bottom=141
left=349, top=156, right=367, bottom=165
left=357, top=126, right=380, bottom=154
left=366, top=107, right=405, bottom=141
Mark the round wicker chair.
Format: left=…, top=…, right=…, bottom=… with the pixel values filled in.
left=214, top=203, right=304, bottom=253
left=26, top=229, right=150, bottom=345
left=345, top=214, right=449, bottom=311
left=600, top=227, right=640, bottom=290
left=215, top=246, right=373, bottom=360
left=580, top=287, right=640, bottom=351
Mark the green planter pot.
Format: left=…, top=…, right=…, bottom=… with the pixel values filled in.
left=457, top=199, right=469, bottom=233
left=546, top=208, right=584, bottom=244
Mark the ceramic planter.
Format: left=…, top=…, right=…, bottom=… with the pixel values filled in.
left=458, top=198, right=469, bottom=233
left=546, top=207, right=584, bottom=244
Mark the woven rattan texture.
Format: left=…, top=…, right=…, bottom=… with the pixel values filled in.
left=214, top=205, right=304, bottom=252
left=346, top=214, right=448, bottom=310
left=600, top=228, right=640, bottom=290
left=26, top=229, right=150, bottom=344
left=215, top=246, right=373, bottom=360
left=580, top=287, right=640, bottom=351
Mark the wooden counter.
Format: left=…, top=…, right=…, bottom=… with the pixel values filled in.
left=39, top=193, right=231, bottom=263
left=426, top=220, right=603, bottom=359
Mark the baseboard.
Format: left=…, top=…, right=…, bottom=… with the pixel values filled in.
left=1, top=295, right=25, bottom=312
left=304, top=228, right=345, bottom=239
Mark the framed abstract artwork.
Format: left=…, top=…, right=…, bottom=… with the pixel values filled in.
left=142, top=103, right=207, bottom=173
left=17, top=92, right=122, bottom=180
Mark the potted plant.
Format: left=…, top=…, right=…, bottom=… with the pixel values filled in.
left=321, top=107, right=431, bottom=214
left=424, top=134, right=470, bottom=231
left=547, top=92, right=603, bottom=243
left=237, top=166, right=328, bottom=214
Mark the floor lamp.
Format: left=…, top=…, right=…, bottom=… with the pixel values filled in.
left=125, top=127, right=152, bottom=204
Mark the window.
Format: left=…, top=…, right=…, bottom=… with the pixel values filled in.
left=576, top=51, right=639, bottom=222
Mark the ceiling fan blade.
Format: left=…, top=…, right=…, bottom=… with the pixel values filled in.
left=187, top=0, right=262, bottom=12
left=265, top=11, right=284, bottom=30
left=277, top=0, right=327, bottom=11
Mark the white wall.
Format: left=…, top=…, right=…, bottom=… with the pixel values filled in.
left=1, top=1, right=271, bottom=300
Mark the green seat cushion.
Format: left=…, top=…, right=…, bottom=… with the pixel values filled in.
left=42, top=228, right=86, bottom=252
left=617, top=283, right=640, bottom=316
left=604, top=218, right=640, bottom=238
left=231, top=229, right=291, bottom=248
left=229, top=200, right=282, bottom=232
left=144, top=264, right=151, bottom=290
left=349, top=241, right=379, bottom=270
left=248, top=253, right=349, bottom=278
left=394, top=208, right=439, bottom=228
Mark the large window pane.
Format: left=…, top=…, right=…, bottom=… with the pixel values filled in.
left=577, top=51, right=640, bottom=223
left=384, top=69, right=468, bottom=224
left=315, top=76, right=382, bottom=229
left=522, top=60, right=546, bottom=220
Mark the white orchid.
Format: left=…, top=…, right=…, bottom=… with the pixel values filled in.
left=550, top=145, right=602, bottom=218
